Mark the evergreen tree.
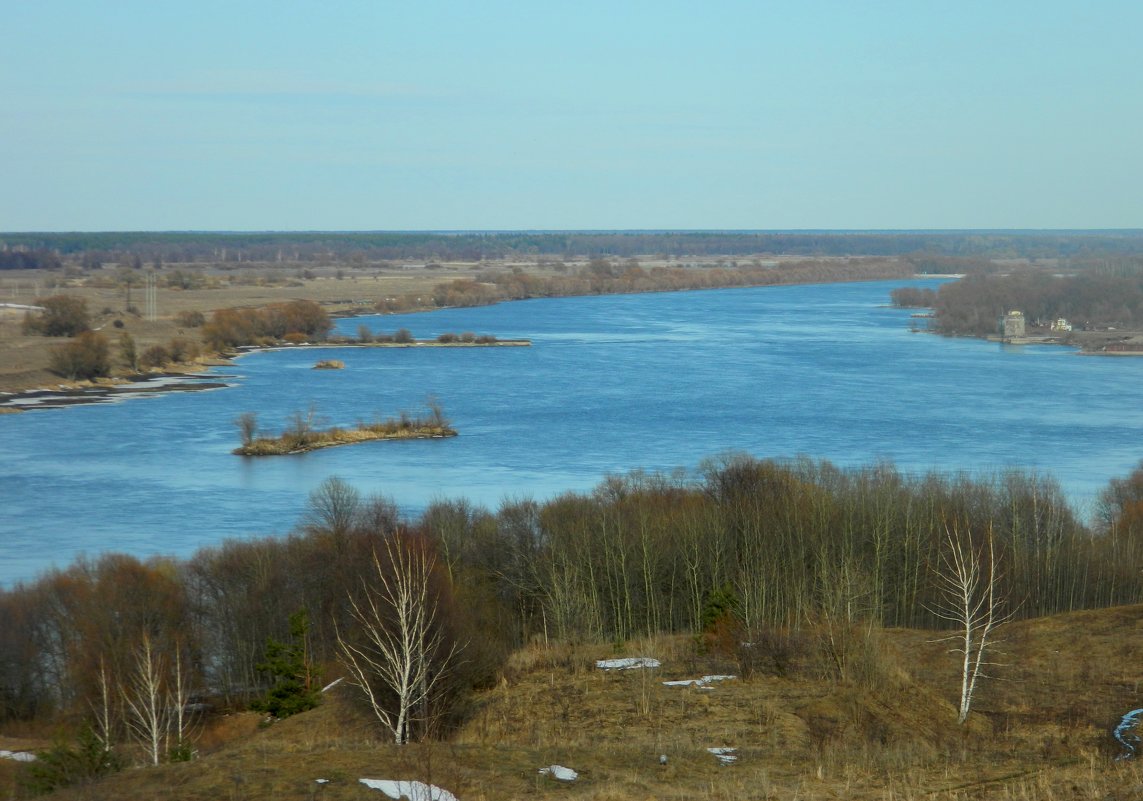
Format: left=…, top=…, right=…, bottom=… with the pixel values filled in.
left=251, top=610, right=321, bottom=719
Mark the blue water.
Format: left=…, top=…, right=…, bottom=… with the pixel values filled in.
left=3, top=279, right=1143, bottom=587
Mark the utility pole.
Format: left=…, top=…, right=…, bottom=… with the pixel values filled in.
left=145, top=273, right=157, bottom=321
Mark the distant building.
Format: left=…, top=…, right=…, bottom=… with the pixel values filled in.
left=1050, top=318, right=1073, bottom=332
left=1001, top=310, right=1025, bottom=339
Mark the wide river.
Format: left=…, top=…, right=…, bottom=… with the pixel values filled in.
left=3, top=279, right=1143, bottom=587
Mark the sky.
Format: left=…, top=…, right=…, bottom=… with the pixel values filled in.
left=3, top=1, right=1141, bottom=231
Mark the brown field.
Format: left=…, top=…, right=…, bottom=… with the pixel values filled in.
left=6, top=605, right=1143, bottom=800
left=0, top=261, right=494, bottom=394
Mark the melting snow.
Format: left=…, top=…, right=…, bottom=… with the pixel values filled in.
left=707, top=747, right=738, bottom=765
left=662, top=674, right=736, bottom=688
left=359, top=779, right=459, bottom=801
left=0, top=750, right=36, bottom=762
left=321, top=677, right=344, bottom=693
left=538, top=765, right=578, bottom=781
left=595, top=657, right=661, bottom=670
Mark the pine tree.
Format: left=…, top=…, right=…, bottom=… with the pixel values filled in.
left=251, top=610, right=321, bottom=718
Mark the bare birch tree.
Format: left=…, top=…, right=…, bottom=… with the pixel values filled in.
left=337, top=536, right=459, bottom=745
left=91, top=657, right=116, bottom=754
left=120, top=635, right=195, bottom=764
left=122, top=634, right=167, bottom=765
left=930, top=525, right=1010, bottom=723
left=168, top=645, right=193, bottom=760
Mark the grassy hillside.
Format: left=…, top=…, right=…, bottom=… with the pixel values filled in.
left=6, top=604, right=1143, bottom=800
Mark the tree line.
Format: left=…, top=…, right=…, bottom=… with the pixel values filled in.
left=7, top=231, right=1143, bottom=266
left=4, top=458, right=1143, bottom=744
left=422, top=258, right=912, bottom=309
left=929, top=262, right=1143, bottom=336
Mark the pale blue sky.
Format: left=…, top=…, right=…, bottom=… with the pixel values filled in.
left=3, top=1, right=1140, bottom=231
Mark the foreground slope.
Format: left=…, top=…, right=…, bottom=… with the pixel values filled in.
left=11, top=605, right=1143, bottom=800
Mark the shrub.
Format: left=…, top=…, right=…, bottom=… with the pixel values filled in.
left=235, top=412, right=258, bottom=446
left=357, top=324, right=373, bottom=343
left=21, top=725, right=123, bottom=796
left=460, top=331, right=476, bottom=343
left=118, top=332, right=139, bottom=372
left=167, top=337, right=199, bottom=363
left=437, top=332, right=459, bottom=343
left=175, top=310, right=205, bottom=327
left=282, top=332, right=308, bottom=344
left=48, top=332, right=110, bottom=380
left=140, top=344, right=171, bottom=369
left=394, top=327, right=414, bottom=344
left=23, top=295, right=90, bottom=337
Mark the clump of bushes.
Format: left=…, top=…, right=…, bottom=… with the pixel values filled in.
left=23, top=295, right=90, bottom=337
left=20, top=725, right=122, bottom=796
left=435, top=331, right=498, bottom=344
left=175, top=310, right=205, bottom=327
left=140, top=344, right=171, bottom=369
left=48, top=331, right=110, bottom=380
left=202, top=300, right=332, bottom=350
left=137, top=338, right=201, bottom=370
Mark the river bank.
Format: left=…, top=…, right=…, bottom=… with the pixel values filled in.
left=0, top=338, right=530, bottom=411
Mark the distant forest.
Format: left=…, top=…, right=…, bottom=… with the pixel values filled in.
left=4, top=230, right=1143, bottom=268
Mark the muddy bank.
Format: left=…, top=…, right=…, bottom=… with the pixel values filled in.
left=0, top=372, right=234, bottom=411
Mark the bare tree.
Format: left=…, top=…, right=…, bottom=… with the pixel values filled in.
left=168, top=645, right=193, bottom=760
left=337, top=536, right=459, bottom=744
left=303, top=476, right=361, bottom=539
left=929, top=525, right=1010, bottom=723
left=91, top=657, right=116, bottom=754
left=122, top=634, right=168, bottom=765
left=234, top=412, right=258, bottom=447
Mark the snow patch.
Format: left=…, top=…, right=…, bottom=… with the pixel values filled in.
left=0, top=750, right=36, bottom=762
left=595, top=657, right=661, bottom=671
left=662, top=674, right=736, bottom=688
left=538, top=765, right=578, bottom=781
left=707, top=747, right=738, bottom=765
left=359, top=778, right=459, bottom=801
left=321, top=677, right=344, bottom=693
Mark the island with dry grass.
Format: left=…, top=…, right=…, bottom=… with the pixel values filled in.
left=232, top=401, right=455, bottom=456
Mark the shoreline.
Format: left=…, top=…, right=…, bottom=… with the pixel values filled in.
left=0, top=339, right=530, bottom=411
left=0, top=370, right=233, bottom=411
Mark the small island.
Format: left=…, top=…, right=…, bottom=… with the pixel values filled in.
left=233, top=401, right=455, bottom=456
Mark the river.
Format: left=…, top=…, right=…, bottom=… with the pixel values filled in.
left=2, top=279, right=1142, bottom=587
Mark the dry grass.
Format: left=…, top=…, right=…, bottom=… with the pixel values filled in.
left=234, top=423, right=456, bottom=456
left=9, top=611, right=1143, bottom=800
left=0, top=259, right=555, bottom=394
